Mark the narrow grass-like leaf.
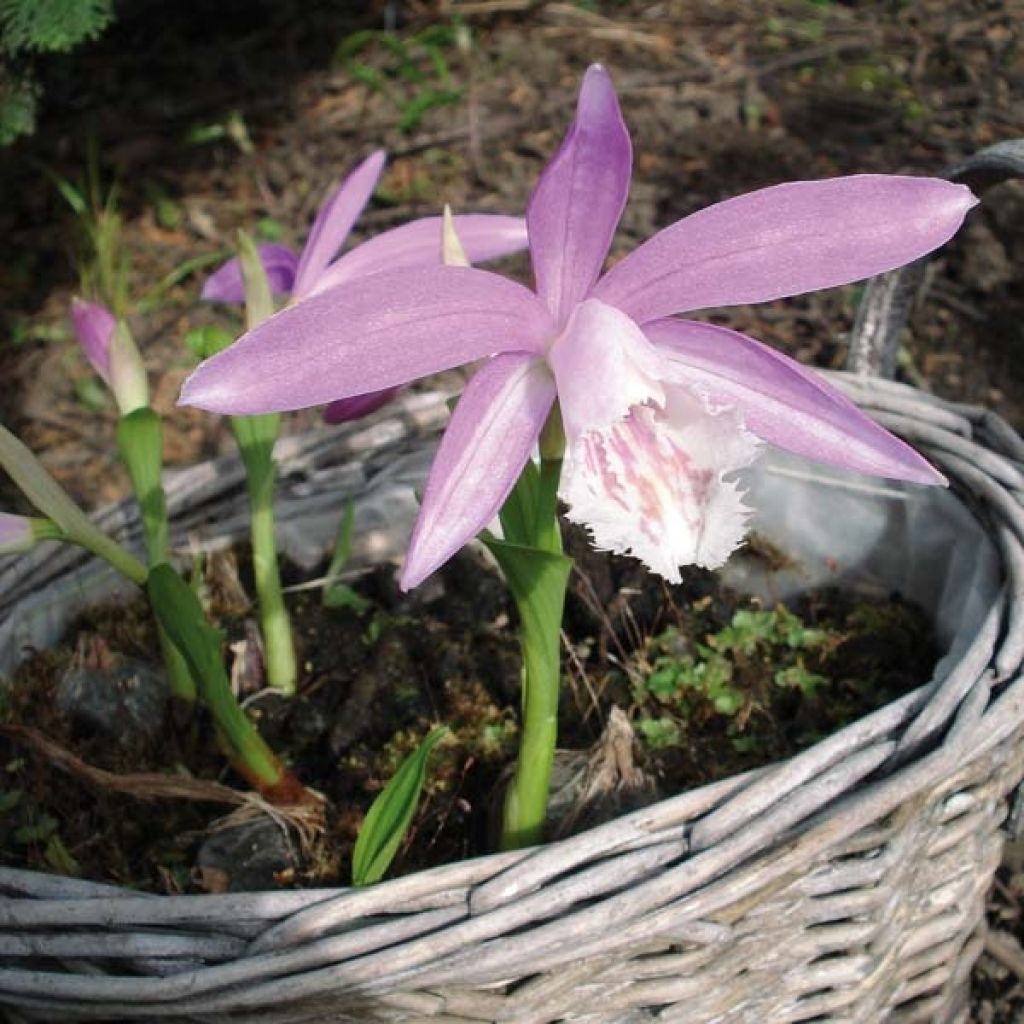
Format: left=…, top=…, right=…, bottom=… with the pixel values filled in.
left=352, top=726, right=448, bottom=886
left=147, top=565, right=285, bottom=788
left=323, top=500, right=370, bottom=612
left=0, top=422, right=146, bottom=584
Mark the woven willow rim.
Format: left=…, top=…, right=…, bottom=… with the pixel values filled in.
left=1, top=375, right=1023, bottom=1023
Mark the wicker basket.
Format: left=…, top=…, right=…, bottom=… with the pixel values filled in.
left=2, top=145, right=1024, bottom=1023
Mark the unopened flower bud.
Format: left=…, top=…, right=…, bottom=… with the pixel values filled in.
left=109, top=320, right=149, bottom=415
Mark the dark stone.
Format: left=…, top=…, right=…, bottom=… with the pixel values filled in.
left=195, top=817, right=295, bottom=893
left=56, top=657, right=168, bottom=746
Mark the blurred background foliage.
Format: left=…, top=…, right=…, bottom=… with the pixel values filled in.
left=1, top=0, right=116, bottom=144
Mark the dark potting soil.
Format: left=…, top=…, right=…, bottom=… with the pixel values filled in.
left=0, top=530, right=936, bottom=893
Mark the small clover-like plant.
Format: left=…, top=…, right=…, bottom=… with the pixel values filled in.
left=633, top=601, right=841, bottom=745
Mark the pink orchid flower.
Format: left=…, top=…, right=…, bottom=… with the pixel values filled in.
left=201, top=150, right=528, bottom=424
left=182, top=65, right=976, bottom=589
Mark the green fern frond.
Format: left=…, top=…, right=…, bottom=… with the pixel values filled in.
left=0, top=70, right=37, bottom=144
left=0, top=0, right=114, bottom=55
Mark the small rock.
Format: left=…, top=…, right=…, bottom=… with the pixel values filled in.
left=287, top=697, right=328, bottom=750
left=195, top=817, right=296, bottom=893
left=57, top=636, right=168, bottom=746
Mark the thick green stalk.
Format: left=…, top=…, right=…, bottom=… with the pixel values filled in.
left=488, top=417, right=572, bottom=850
left=233, top=419, right=297, bottom=694
left=229, top=229, right=297, bottom=694
left=117, top=408, right=196, bottom=703
left=496, top=537, right=569, bottom=848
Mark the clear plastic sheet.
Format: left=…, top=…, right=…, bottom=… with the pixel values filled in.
left=0, top=442, right=999, bottom=683
left=724, top=450, right=1000, bottom=669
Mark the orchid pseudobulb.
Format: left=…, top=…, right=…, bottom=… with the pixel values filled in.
left=182, top=64, right=976, bottom=588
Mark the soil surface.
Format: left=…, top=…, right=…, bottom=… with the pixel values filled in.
left=1, top=537, right=934, bottom=891
left=1, top=0, right=1024, bottom=1018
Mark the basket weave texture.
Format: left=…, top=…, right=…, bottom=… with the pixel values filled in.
left=1, top=376, right=1024, bottom=1024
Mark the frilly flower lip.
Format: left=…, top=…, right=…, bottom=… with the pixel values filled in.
left=182, top=64, right=977, bottom=589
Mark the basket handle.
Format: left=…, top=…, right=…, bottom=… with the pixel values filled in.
left=845, top=139, right=1024, bottom=380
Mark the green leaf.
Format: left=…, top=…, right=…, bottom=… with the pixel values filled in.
left=645, top=665, right=681, bottom=700
left=636, top=716, right=681, bottom=750
left=323, top=503, right=372, bottom=613
left=14, top=813, right=58, bottom=844
left=73, top=375, right=109, bottom=412
left=324, top=584, right=371, bottom=613
left=0, top=0, right=114, bottom=54
left=481, top=537, right=572, bottom=686
left=44, top=833, right=80, bottom=874
left=497, top=458, right=540, bottom=547
left=0, top=422, right=146, bottom=583
left=352, top=726, right=448, bottom=886
left=396, top=89, right=461, bottom=133
left=774, top=664, right=827, bottom=694
left=138, top=252, right=227, bottom=312
left=334, top=28, right=375, bottom=64
left=184, top=325, right=236, bottom=361
left=257, top=217, right=284, bottom=242
left=231, top=411, right=280, bottom=463
left=0, top=75, right=38, bottom=146
left=45, top=169, right=88, bottom=216
left=324, top=501, right=357, bottom=599
left=496, top=456, right=561, bottom=554
left=147, top=564, right=282, bottom=787
left=349, top=62, right=386, bottom=92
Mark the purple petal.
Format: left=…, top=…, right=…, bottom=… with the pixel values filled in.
left=293, top=150, right=387, bottom=297
left=527, top=63, right=632, bottom=327
left=70, top=298, right=116, bottom=383
left=180, top=266, right=554, bottom=416
left=323, top=387, right=402, bottom=424
left=594, top=176, right=978, bottom=325
left=401, top=353, right=556, bottom=590
left=201, top=245, right=299, bottom=303
left=310, top=215, right=529, bottom=296
left=645, top=318, right=945, bottom=485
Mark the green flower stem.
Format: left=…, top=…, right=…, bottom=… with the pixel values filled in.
left=489, top=412, right=572, bottom=850
left=232, top=416, right=297, bottom=694
left=496, top=530, right=570, bottom=850
left=116, top=408, right=196, bottom=703
left=230, top=229, right=297, bottom=695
